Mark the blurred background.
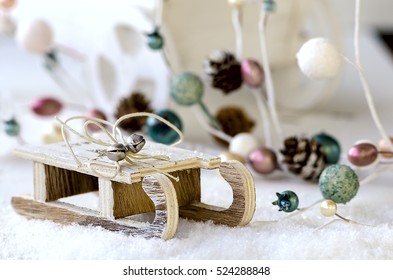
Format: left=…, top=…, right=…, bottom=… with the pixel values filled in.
left=3, top=1, right=393, bottom=261
left=1, top=0, right=393, bottom=148
left=332, top=0, right=393, bottom=27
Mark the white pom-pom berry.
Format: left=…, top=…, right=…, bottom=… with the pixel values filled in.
left=229, top=133, right=260, bottom=160
left=16, top=19, right=54, bottom=54
left=296, top=37, right=341, bottom=80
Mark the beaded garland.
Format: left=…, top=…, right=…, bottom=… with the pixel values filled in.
left=156, top=0, right=345, bottom=184
left=240, top=59, right=264, bottom=88
left=267, top=0, right=393, bottom=228
left=272, top=191, right=299, bottom=213
left=312, top=132, right=341, bottom=165
left=146, top=109, right=183, bottom=145
left=4, top=0, right=393, bottom=231
left=170, top=72, right=204, bottom=106
left=4, top=118, right=20, bottom=136
left=319, top=164, right=359, bottom=204
left=1, top=95, right=107, bottom=144
left=146, top=28, right=164, bottom=50
left=347, top=142, right=379, bottom=167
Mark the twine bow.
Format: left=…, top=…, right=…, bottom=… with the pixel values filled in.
left=56, top=112, right=183, bottom=181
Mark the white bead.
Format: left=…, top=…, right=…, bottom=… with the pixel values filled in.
left=16, top=19, right=54, bottom=54
left=229, top=133, right=259, bottom=159
left=228, top=0, right=244, bottom=8
left=296, top=37, right=341, bottom=80
left=320, top=200, right=337, bottom=217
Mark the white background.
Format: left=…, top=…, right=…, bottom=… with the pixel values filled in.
left=332, top=0, right=393, bottom=27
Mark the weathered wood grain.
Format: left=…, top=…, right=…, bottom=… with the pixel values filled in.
left=112, top=168, right=200, bottom=219
left=98, top=178, right=114, bottom=219
left=141, top=174, right=178, bottom=240
left=44, top=165, right=98, bottom=202
left=112, top=180, right=154, bottom=218
left=179, top=160, right=256, bottom=227
left=170, top=169, right=201, bottom=207
left=11, top=174, right=179, bottom=240
left=14, top=141, right=221, bottom=184
left=33, top=162, right=46, bottom=201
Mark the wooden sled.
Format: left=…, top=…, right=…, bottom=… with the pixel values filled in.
left=12, top=141, right=256, bottom=240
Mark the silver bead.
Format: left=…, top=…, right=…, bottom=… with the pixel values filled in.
left=106, top=143, right=127, bottom=162
left=126, top=134, right=146, bottom=153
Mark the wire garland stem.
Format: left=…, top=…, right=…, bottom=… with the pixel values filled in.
left=258, top=10, right=283, bottom=144
left=353, top=0, right=393, bottom=151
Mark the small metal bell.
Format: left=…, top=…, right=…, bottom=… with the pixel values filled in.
left=126, top=134, right=146, bottom=153
left=106, top=143, right=127, bottom=162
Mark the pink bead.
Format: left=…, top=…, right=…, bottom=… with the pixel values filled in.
left=86, top=109, right=107, bottom=132
left=248, top=147, right=277, bottom=174
left=347, top=142, right=379, bottom=167
left=240, top=59, right=265, bottom=88
left=31, top=97, right=63, bottom=116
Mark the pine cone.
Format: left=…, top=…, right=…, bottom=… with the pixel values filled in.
left=280, top=136, right=326, bottom=181
left=203, top=50, right=243, bottom=94
left=214, top=106, right=255, bottom=146
left=114, top=92, right=153, bottom=132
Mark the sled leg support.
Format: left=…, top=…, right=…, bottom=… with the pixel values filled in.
left=11, top=173, right=179, bottom=240
left=180, top=160, right=256, bottom=227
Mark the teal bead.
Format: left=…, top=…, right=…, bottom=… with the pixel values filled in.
left=319, top=164, right=359, bottom=204
left=4, top=118, right=20, bottom=137
left=263, top=0, right=276, bottom=13
left=272, top=191, right=299, bottom=213
left=147, top=29, right=164, bottom=50
left=146, top=109, right=182, bottom=145
left=312, top=132, right=341, bottom=164
left=170, top=72, right=204, bottom=106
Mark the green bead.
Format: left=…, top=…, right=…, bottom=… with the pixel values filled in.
left=263, top=0, right=276, bottom=13
left=319, top=164, right=359, bottom=204
left=147, top=29, right=164, bottom=50
left=313, top=132, right=341, bottom=164
left=146, top=109, right=182, bottom=145
left=170, top=72, right=204, bottom=106
left=272, top=191, right=299, bottom=213
left=4, top=118, right=20, bottom=137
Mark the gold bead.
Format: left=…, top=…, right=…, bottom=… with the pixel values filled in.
left=219, top=151, right=244, bottom=163
left=320, top=200, right=337, bottom=217
left=228, top=0, right=244, bottom=8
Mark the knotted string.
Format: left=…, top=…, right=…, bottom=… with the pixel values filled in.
left=56, top=112, right=184, bottom=181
